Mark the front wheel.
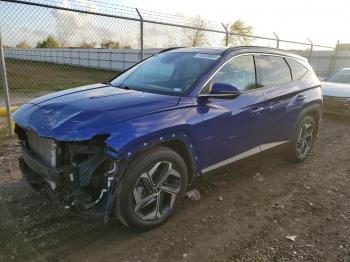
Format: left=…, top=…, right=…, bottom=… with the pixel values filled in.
left=114, top=146, right=188, bottom=230
left=285, top=115, right=317, bottom=163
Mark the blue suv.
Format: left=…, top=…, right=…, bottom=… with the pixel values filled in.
left=13, top=46, right=322, bottom=229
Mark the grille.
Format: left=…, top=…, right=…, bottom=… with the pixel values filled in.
left=323, top=96, right=349, bottom=104
left=27, top=131, right=57, bottom=168
left=323, top=95, right=350, bottom=110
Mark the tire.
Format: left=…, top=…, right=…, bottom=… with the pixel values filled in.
left=285, top=115, right=317, bottom=163
left=114, top=146, right=188, bottom=230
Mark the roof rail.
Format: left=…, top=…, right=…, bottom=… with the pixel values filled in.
left=222, top=45, right=306, bottom=61
left=221, top=45, right=279, bottom=55
left=158, top=47, right=185, bottom=53
left=223, top=45, right=287, bottom=54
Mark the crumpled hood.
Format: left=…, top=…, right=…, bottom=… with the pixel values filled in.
left=321, top=82, right=350, bottom=97
left=13, top=83, right=180, bottom=140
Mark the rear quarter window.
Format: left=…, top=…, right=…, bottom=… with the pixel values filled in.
left=286, top=57, right=309, bottom=81
left=255, top=55, right=292, bottom=87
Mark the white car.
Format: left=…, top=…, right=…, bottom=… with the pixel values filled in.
left=322, top=68, right=350, bottom=116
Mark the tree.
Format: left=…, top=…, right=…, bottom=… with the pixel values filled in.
left=225, top=20, right=253, bottom=45
left=185, top=16, right=208, bottom=47
left=16, top=41, right=30, bottom=48
left=36, top=35, right=60, bottom=48
left=101, top=39, right=120, bottom=49
left=77, top=41, right=97, bottom=48
left=57, top=31, right=70, bottom=47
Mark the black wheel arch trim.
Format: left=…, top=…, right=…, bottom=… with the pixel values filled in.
left=295, top=102, right=322, bottom=134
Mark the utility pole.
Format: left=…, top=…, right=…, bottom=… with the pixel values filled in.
left=273, top=32, right=280, bottom=48
left=136, top=8, right=144, bottom=61
left=222, top=23, right=229, bottom=46
left=0, top=31, right=13, bottom=136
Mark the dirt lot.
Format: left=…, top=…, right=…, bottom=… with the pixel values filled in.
left=0, top=115, right=349, bottom=262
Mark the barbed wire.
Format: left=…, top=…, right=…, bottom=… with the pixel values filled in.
left=0, top=0, right=334, bottom=48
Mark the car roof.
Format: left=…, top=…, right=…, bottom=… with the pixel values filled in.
left=162, top=47, right=226, bottom=54
left=164, top=46, right=306, bottom=61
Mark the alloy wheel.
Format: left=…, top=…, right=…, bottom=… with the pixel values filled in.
left=296, top=122, right=314, bottom=159
left=133, top=161, right=181, bottom=221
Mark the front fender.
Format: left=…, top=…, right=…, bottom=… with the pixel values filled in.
left=103, top=105, right=203, bottom=177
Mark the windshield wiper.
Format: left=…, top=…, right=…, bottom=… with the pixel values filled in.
left=108, top=82, right=131, bottom=90
left=108, top=82, right=144, bottom=92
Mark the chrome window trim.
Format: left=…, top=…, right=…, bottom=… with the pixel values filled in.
left=198, top=52, right=257, bottom=96
left=197, top=52, right=308, bottom=96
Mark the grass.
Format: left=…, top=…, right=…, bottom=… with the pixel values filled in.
left=5, top=59, right=120, bottom=93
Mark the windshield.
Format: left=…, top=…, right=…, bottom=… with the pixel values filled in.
left=327, top=70, right=350, bottom=84
left=110, top=52, right=220, bottom=95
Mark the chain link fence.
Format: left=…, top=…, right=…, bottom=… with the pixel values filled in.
left=0, top=0, right=339, bottom=134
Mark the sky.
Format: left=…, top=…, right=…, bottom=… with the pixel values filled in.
left=115, top=0, right=350, bottom=48
left=2, top=0, right=349, bottom=49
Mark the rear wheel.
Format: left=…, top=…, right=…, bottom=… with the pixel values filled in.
left=114, top=146, right=188, bottom=230
left=285, top=115, right=316, bottom=163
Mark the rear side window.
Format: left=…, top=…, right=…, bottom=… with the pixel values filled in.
left=286, top=58, right=309, bottom=80
left=255, top=55, right=292, bottom=87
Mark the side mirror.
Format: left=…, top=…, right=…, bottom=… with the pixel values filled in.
left=199, top=83, right=241, bottom=99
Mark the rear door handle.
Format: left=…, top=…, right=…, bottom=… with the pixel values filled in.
left=251, top=106, right=265, bottom=113
left=296, top=94, right=307, bottom=101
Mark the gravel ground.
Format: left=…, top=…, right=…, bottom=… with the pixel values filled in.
left=0, top=115, right=349, bottom=262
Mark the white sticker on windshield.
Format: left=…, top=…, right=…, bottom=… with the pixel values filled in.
left=194, top=54, right=220, bottom=60
left=173, top=88, right=182, bottom=92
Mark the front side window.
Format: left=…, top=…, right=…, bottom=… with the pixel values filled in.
left=110, top=52, right=219, bottom=95
left=256, top=55, right=292, bottom=87
left=209, top=55, right=257, bottom=92
left=327, top=70, right=350, bottom=84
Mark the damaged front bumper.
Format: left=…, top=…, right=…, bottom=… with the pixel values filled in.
left=20, top=143, right=71, bottom=186
left=18, top=139, right=122, bottom=222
